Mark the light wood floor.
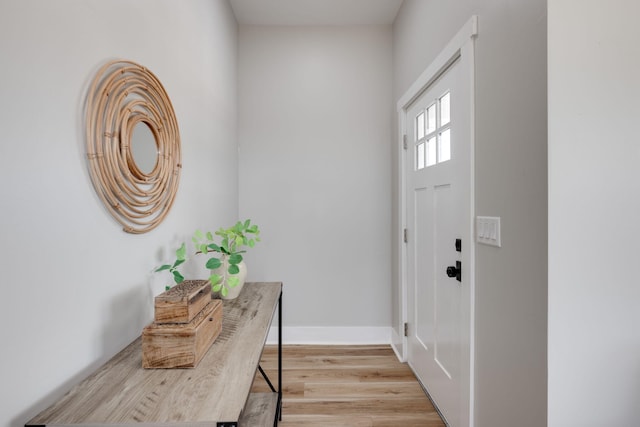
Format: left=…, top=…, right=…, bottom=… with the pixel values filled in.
left=251, top=345, right=446, bottom=427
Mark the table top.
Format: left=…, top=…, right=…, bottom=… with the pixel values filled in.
left=27, top=282, right=282, bottom=426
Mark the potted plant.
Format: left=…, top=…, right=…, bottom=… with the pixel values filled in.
left=156, top=219, right=260, bottom=299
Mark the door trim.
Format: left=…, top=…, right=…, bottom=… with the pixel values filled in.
left=393, top=15, right=477, bottom=427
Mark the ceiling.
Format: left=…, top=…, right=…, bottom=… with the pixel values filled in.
left=229, top=0, right=403, bottom=26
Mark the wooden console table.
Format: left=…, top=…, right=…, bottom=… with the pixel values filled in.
left=26, top=282, right=283, bottom=427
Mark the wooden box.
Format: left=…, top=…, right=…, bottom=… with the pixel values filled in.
left=154, top=280, right=211, bottom=324
left=142, top=299, right=222, bottom=368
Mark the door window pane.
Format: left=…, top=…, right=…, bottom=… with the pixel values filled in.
left=416, top=111, right=425, bottom=140
left=426, top=103, right=436, bottom=134
left=439, top=129, right=451, bottom=162
left=426, top=137, right=437, bottom=167
left=440, top=92, right=450, bottom=126
left=417, top=142, right=425, bottom=170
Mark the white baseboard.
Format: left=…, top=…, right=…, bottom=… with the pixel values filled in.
left=265, top=326, right=392, bottom=345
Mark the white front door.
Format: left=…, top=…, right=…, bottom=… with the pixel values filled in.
left=403, top=37, right=473, bottom=427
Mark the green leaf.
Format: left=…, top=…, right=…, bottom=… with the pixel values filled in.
left=165, top=285, right=171, bottom=291
left=208, top=243, right=221, bottom=252
left=176, top=243, right=186, bottom=260
left=248, top=239, right=255, bottom=248
left=221, top=286, right=229, bottom=297
left=209, top=273, right=222, bottom=285
left=172, top=258, right=185, bottom=268
left=172, top=270, right=184, bottom=283
left=206, top=257, right=222, bottom=269
left=206, top=231, right=214, bottom=241
left=228, top=264, right=240, bottom=275
left=155, top=264, right=171, bottom=272
left=229, top=253, right=243, bottom=264
left=244, top=219, right=251, bottom=228
left=200, top=243, right=208, bottom=254
left=236, top=236, right=244, bottom=247
left=228, top=276, right=240, bottom=288
left=212, top=283, right=222, bottom=292
left=194, top=229, right=204, bottom=240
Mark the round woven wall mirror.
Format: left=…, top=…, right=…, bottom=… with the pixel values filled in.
left=85, top=60, right=181, bottom=234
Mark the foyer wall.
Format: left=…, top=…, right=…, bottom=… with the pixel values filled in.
left=548, top=1, right=640, bottom=425
left=237, top=25, right=393, bottom=332
left=0, top=1, right=238, bottom=426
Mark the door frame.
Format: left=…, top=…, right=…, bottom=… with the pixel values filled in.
left=393, top=15, right=478, bottom=426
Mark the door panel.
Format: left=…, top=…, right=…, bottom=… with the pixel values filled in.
left=433, top=182, right=458, bottom=382
left=414, top=186, right=434, bottom=352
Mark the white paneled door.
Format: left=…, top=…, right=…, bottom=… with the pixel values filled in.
left=403, top=34, right=474, bottom=427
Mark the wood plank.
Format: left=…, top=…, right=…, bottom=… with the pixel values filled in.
left=239, top=393, right=278, bottom=426
left=276, top=414, right=445, bottom=427
left=262, top=345, right=395, bottom=358
left=259, top=354, right=403, bottom=370
left=370, top=414, right=447, bottom=427
left=257, top=367, right=419, bottom=383
left=27, top=282, right=282, bottom=426
left=282, top=398, right=435, bottom=416
left=303, top=381, right=427, bottom=398
left=276, top=415, right=373, bottom=426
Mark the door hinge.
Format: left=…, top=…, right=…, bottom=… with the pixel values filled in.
left=404, top=322, right=409, bottom=337
left=402, top=134, right=408, bottom=150
left=403, top=228, right=408, bottom=243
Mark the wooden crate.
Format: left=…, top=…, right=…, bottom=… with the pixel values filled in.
left=154, top=280, right=211, bottom=324
left=142, top=299, right=222, bottom=368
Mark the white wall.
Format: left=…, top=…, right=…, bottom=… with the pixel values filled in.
left=0, top=1, right=238, bottom=426
left=548, top=1, right=640, bottom=425
left=393, top=1, right=547, bottom=426
left=238, top=25, right=392, bottom=335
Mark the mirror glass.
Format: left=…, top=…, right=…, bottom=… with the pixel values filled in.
left=131, top=122, right=158, bottom=174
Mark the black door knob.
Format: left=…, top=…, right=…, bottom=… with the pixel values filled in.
left=446, top=261, right=462, bottom=282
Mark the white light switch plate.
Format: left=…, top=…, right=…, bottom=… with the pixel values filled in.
left=476, top=216, right=501, bottom=247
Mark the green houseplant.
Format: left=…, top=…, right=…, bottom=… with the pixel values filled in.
left=156, top=219, right=260, bottom=298
left=156, top=242, right=188, bottom=286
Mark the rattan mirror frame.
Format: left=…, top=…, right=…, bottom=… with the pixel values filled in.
left=85, top=60, right=181, bottom=234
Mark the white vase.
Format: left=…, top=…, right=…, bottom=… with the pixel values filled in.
left=212, top=258, right=247, bottom=300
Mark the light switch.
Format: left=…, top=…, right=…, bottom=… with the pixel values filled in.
left=476, top=216, right=501, bottom=247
